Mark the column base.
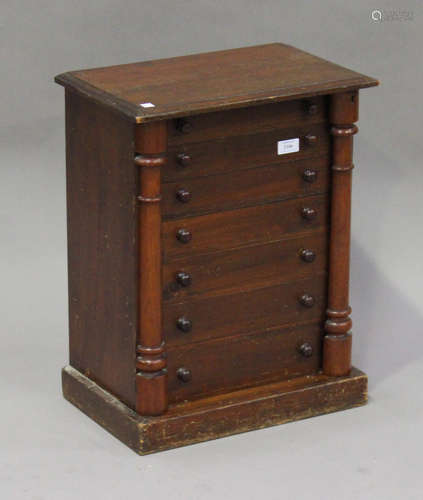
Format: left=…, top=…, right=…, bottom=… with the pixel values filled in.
left=136, top=370, right=168, bottom=416
left=62, top=364, right=367, bottom=455
left=323, top=332, right=352, bottom=376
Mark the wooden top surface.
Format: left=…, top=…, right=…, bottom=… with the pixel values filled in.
left=55, top=43, right=378, bottom=123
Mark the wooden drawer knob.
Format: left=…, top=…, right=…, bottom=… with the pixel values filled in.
left=299, top=293, right=315, bottom=308
left=175, top=118, right=193, bottom=134
left=301, top=207, right=317, bottom=221
left=176, top=228, right=192, bottom=243
left=176, top=316, right=192, bottom=332
left=176, top=152, right=192, bottom=167
left=176, top=188, right=192, bottom=203
left=304, top=133, right=317, bottom=145
left=305, top=100, right=318, bottom=115
left=177, top=367, right=192, bottom=382
left=300, top=249, right=316, bottom=263
left=302, top=169, right=317, bottom=183
left=176, top=271, right=192, bottom=287
left=298, top=342, right=313, bottom=357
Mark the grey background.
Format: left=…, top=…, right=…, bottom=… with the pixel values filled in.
left=1, top=1, right=422, bottom=498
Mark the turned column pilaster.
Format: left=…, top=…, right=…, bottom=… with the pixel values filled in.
left=323, top=91, right=359, bottom=377
left=134, top=121, right=168, bottom=415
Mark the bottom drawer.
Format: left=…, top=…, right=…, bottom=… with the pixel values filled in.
left=167, top=322, right=323, bottom=403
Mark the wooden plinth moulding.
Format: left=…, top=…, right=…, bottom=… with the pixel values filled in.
left=134, top=121, right=168, bottom=416
left=323, top=91, right=358, bottom=376
left=62, top=364, right=368, bottom=455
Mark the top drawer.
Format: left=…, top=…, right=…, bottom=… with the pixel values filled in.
left=167, top=96, right=327, bottom=146
left=164, top=123, right=329, bottom=182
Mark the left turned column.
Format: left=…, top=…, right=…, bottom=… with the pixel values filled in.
left=134, top=121, right=168, bottom=416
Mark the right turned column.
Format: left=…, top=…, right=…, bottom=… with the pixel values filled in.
left=323, top=91, right=359, bottom=377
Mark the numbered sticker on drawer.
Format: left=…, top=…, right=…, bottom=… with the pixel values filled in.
left=277, top=138, right=300, bottom=155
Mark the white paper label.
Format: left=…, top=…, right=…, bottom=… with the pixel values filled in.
left=277, top=138, right=299, bottom=155
left=140, top=102, right=155, bottom=108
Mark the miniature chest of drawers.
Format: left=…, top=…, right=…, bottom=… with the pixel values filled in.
left=55, top=43, right=378, bottom=454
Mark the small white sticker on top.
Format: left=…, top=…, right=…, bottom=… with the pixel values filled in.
left=277, top=138, right=299, bottom=155
left=140, top=102, right=155, bottom=108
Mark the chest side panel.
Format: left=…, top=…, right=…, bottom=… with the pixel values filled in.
left=66, top=90, right=138, bottom=408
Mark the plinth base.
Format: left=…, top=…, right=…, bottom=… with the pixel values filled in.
left=62, top=365, right=367, bottom=455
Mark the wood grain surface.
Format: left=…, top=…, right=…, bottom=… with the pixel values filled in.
left=65, top=90, right=137, bottom=408
left=167, top=321, right=324, bottom=402
left=167, top=96, right=327, bottom=145
left=163, top=230, right=328, bottom=302
left=163, top=273, right=327, bottom=346
left=62, top=365, right=368, bottom=454
left=55, top=43, right=378, bottom=123
left=164, top=124, right=329, bottom=182
left=162, top=155, right=330, bottom=218
left=163, top=194, right=329, bottom=260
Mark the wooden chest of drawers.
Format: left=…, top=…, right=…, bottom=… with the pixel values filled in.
left=55, top=43, right=378, bottom=454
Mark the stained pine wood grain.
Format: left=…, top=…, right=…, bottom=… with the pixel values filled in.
left=164, top=124, right=329, bottom=182
left=167, top=96, right=327, bottom=145
left=62, top=365, right=368, bottom=454
left=134, top=122, right=168, bottom=416
left=163, top=230, right=328, bottom=302
left=323, top=91, right=358, bottom=376
left=163, top=273, right=327, bottom=346
left=57, top=44, right=377, bottom=453
left=163, top=194, right=329, bottom=261
left=167, top=321, right=324, bottom=403
left=55, top=43, right=378, bottom=123
left=162, top=155, right=330, bottom=218
left=65, top=90, right=137, bottom=408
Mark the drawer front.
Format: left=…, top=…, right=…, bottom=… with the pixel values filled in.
left=163, top=194, right=328, bottom=261
left=167, top=322, right=323, bottom=403
left=162, top=155, right=330, bottom=219
left=163, top=273, right=327, bottom=346
left=167, top=96, right=327, bottom=146
left=164, top=123, right=329, bottom=182
left=163, top=230, right=328, bottom=302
